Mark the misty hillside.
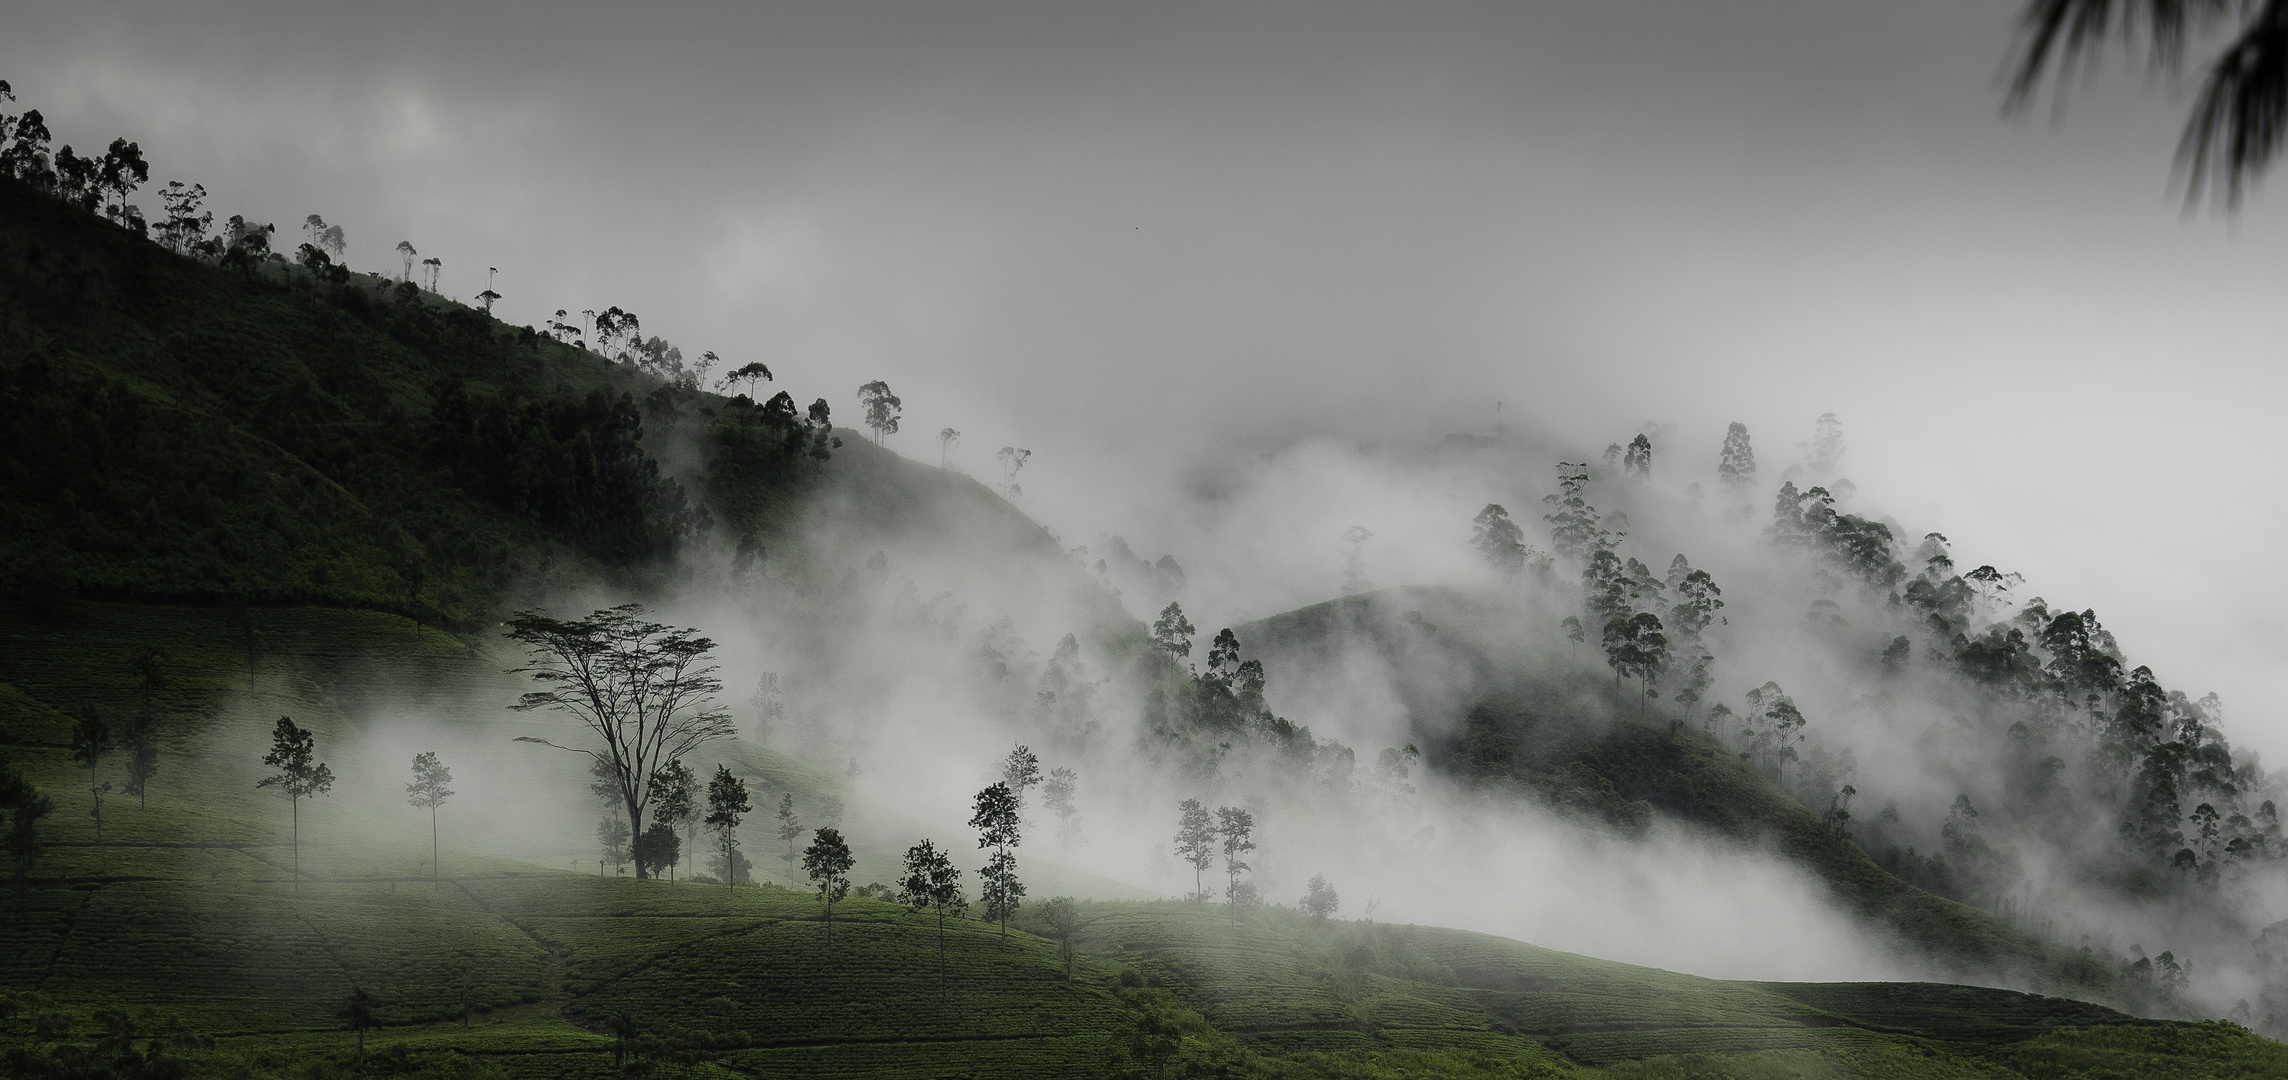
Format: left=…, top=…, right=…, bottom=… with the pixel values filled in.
left=0, top=173, right=1122, bottom=639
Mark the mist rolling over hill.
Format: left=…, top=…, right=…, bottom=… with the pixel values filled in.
left=7, top=3, right=2288, bottom=1076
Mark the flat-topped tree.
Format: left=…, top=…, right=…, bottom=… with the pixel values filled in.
left=258, top=716, right=333, bottom=891
left=508, top=605, right=734, bottom=879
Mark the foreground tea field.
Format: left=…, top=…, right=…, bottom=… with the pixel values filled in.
left=4, top=601, right=2285, bottom=1078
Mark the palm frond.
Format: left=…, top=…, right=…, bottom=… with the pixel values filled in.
left=2176, top=0, right=2288, bottom=206
left=2006, top=0, right=2234, bottom=110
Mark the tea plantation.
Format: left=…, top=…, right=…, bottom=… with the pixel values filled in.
left=5, top=601, right=2285, bottom=1078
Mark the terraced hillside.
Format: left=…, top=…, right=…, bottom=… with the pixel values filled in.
left=5, top=598, right=2283, bottom=1078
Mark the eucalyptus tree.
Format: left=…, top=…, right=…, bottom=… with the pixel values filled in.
left=258, top=716, right=334, bottom=890
left=1043, top=767, right=1083, bottom=850
left=1471, top=504, right=1527, bottom=581
left=406, top=751, right=454, bottom=884
left=970, top=782, right=1024, bottom=944
left=70, top=707, right=112, bottom=843
left=857, top=381, right=903, bottom=445
left=775, top=793, right=802, bottom=885
left=704, top=765, right=750, bottom=888
left=1623, top=434, right=1653, bottom=480
left=1602, top=613, right=1670, bottom=713
left=997, top=446, right=1031, bottom=498
left=1216, top=805, right=1257, bottom=920
left=396, top=240, right=417, bottom=281
left=1542, top=462, right=1608, bottom=562
left=506, top=605, right=735, bottom=880
left=1174, top=798, right=1217, bottom=903
left=650, top=758, right=698, bottom=882
left=723, top=361, right=773, bottom=398
left=1151, top=603, right=1196, bottom=665
left=1718, top=422, right=1756, bottom=488
left=937, top=427, right=960, bottom=467
left=804, top=828, right=855, bottom=944
left=898, top=839, right=966, bottom=999
left=1002, top=744, right=1042, bottom=816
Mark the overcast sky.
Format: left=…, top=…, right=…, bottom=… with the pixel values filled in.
left=9, top=1, right=2285, bottom=762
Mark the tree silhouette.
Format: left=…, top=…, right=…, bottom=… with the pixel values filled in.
left=1043, top=767, right=1082, bottom=850
left=1471, top=504, right=1527, bottom=581
left=1301, top=874, right=1339, bottom=920
left=2006, top=0, right=2288, bottom=208
left=1623, top=434, right=1654, bottom=480
left=775, top=793, right=802, bottom=885
left=722, top=362, right=773, bottom=399
left=1174, top=798, right=1217, bottom=903
left=396, top=240, right=416, bottom=281
left=69, top=706, right=112, bottom=846
left=1, top=753, right=54, bottom=893
left=937, top=427, right=960, bottom=467
left=1718, top=422, right=1756, bottom=489
left=506, top=605, right=734, bottom=879
left=338, top=986, right=378, bottom=1064
left=1001, top=744, right=1041, bottom=818
left=803, top=827, right=855, bottom=944
left=704, top=764, right=750, bottom=888
left=1151, top=603, right=1196, bottom=665
left=996, top=446, right=1030, bottom=498
left=650, top=758, right=698, bottom=883
left=897, top=838, right=966, bottom=1000
left=1217, top=805, right=1256, bottom=921
left=1602, top=612, right=1669, bottom=713
left=857, top=380, right=903, bottom=445
left=257, top=716, right=333, bottom=891
left=1043, top=896, right=1080, bottom=980
left=406, top=752, right=453, bottom=885
left=970, top=782, right=1024, bottom=944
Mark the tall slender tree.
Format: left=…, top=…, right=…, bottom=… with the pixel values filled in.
left=258, top=716, right=334, bottom=891
left=650, top=759, right=698, bottom=883
left=69, top=707, right=113, bottom=848
left=970, top=782, right=1024, bottom=944
left=406, top=752, right=454, bottom=885
left=704, top=765, right=750, bottom=888
left=804, top=827, right=855, bottom=945
left=1718, top=422, right=1756, bottom=489
left=1174, top=799, right=1217, bottom=904
left=1001, top=744, right=1041, bottom=818
left=857, top=381, right=903, bottom=445
left=937, top=427, right=960, bottom=467
left=775, top=793, right=802, bottom=885
left=898, top=839, right=965, bottom=1001
left=1216, top=806, right=1256, bottom=921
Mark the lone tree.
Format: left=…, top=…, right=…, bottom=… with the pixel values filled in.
left=804, top=827, right=856, bottom=944
left=1002, top=744, right=1042, bottom=817
left=650, top=758, right=698, bottom=882
left=723, top=361, right=773, bottom=399
left=1472, top=504, right=1527, bottom=581
left=997, top=446, right=1031, bottom=499
left=775, top=793, right=802, bottom=885
left=857, top=380, right=903, bottom=445
left=69, top=706, right=113, bottom=844
left=704, top=764, right=750, bottom=888
left=970, top=782, right=1024, bottom=944
left=124, top=647, right=165, bottom=809
left=1301, top=874, right=1339, bottom=921
left=1043, top=767, right=1082, bottom=850
left=1174, top=799, right=1217, bottom=904
left=339, top=986, right=378, bottom=1065
left=1217, top=805, right=1257, bottom=920
left=507, top=605, right=734, bottom=880
left=937, top=427, right=960, bottom=467
left=638, top=820, right=680, bottom=881
left=406, top=751, right=454, bottom=885
left=395, top=240, right=416, bottom=281
left=1718, top=422, right=1756, bottom=489
left=1151, top=603, right=1196, bottom=666
left=1043, top=896, right=1081, bottom=981
left=898, top=839, right=966, bottom=1000
left=259, top=716, right=333, bottom=891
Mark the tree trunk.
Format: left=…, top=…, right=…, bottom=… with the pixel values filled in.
left=291, top=796, right=300, bottom=892
left=626, top=801, right=647, bottom=879
left=431, top=806, right=440, bottom=886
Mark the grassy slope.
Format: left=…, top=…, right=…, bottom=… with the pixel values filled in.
left=1236, top=586, right=2114, bottom=999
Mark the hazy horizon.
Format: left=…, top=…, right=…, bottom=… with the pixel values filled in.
left=5, top=0, right=2282, bottom=772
